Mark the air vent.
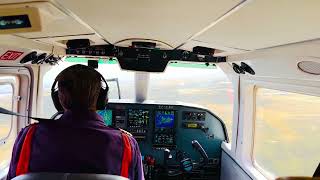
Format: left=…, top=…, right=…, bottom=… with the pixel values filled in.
left=297, top=61, right=320, bottom=75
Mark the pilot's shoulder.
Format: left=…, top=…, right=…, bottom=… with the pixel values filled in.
left=107, top=125, right=132, bottom=137
left=15, top=123, right=39, bottom=142
left=23, top=123, right=39, bottom=130
left=119, top=128, right=132, bottom=137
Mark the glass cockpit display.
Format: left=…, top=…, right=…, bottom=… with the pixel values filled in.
left=96, top=109, right=112, bottom=126
left=155, top=110, right=175, bottom=129
left=128, top=109, right=149, bottom=128
left=127, top=109, right=150, bottom=139
left=154, top=110, right=176, bottom=147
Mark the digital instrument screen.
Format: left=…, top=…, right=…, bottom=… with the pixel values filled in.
left=0, top=15, right=31, bottom=30
left=128, top=109, right=149, bottom=128
left=155, top=110, right=175, bottom=129
left=96, top=109, right=112, bottom=126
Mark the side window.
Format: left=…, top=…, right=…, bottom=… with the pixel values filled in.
left=254, top=88, right=320, bottom=177
left=0, top=78, right=16, bottom=170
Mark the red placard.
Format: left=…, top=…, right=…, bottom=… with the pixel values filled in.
left=0, top=50, right=23, bottom=61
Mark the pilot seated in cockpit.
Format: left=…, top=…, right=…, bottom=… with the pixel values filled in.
left=7, top=64, right=144, bottom=180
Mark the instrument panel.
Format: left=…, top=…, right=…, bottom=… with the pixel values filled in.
left=98, top=101, right=228, bottom=180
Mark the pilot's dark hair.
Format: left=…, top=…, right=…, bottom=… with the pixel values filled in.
left=55, top=64, right=104, bottom=111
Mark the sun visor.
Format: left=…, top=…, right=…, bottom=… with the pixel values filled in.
left=0, top=7, right=41, bottom=34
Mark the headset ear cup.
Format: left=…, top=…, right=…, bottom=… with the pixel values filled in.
left=96, top=88, right=108, bottom=110
left=51, top=90, right=64, bottom=112
left=51, top=79, right=64, bottom=112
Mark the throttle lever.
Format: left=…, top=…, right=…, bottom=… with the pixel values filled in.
left=191, top=140, right=208, bottom=165
left=163, top=148, right=172, bottom=169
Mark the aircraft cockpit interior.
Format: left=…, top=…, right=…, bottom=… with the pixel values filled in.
left=96, top=101, right=228, bottom=179
left=1, top=1, right=320, bottom=180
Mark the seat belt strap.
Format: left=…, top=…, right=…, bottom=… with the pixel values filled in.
left=16, top=124, right=38, bottom=176
left=120, top=133, right=132, bottom=178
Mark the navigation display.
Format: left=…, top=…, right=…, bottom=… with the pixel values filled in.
left=96, top=109, right=112, bottom=126
left=128, top=109, right=149, bottom=128
left=155, top=110, right=175, bottom=129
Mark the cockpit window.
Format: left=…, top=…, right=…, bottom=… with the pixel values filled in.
left=254, top=88, right=320, bottom=177
left=148, top=64, right=234, bottom=142
left=0, top=77, right=16, bottom=171
left=39, top=59, right=233, bottom=143
left=0, top=84, right=13, bottom=140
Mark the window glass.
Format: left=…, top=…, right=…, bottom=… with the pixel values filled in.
left=40, top=60, right=134, bottom=118
left=254, top=88, right=320, bottom=177
left=39, top=59, right=233, bottom=142
left=0, top=84, right=13, bottom=139
left=0, top=82, right=14, bottom=170
left=148, top=64, right=234, bottom=141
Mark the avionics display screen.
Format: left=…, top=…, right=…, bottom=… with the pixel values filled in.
left=0, top=15, right=31, bottom=30
left=155, top=110, right=175, bottom=129
left=128, top=109, right=149, bottom=128
left=96, top=109, right=112, bottom=126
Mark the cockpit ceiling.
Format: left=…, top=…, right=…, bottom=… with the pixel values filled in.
left=54, top=0, right=242, bottom=48
left=53, top=0, right=320, bottom=51
left=1, top=0, right=320, bottom=54
left=195, top=0, right=320, bottom=50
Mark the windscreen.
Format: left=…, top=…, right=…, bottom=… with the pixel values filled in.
left=39, top=59, right=233, bottom=142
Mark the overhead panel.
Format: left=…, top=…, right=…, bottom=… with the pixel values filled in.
left=55, top=0, right=242, bottom=48
left=195, top=0, right=320, bottom=50
left=181, top=39, right=249, bottom=56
